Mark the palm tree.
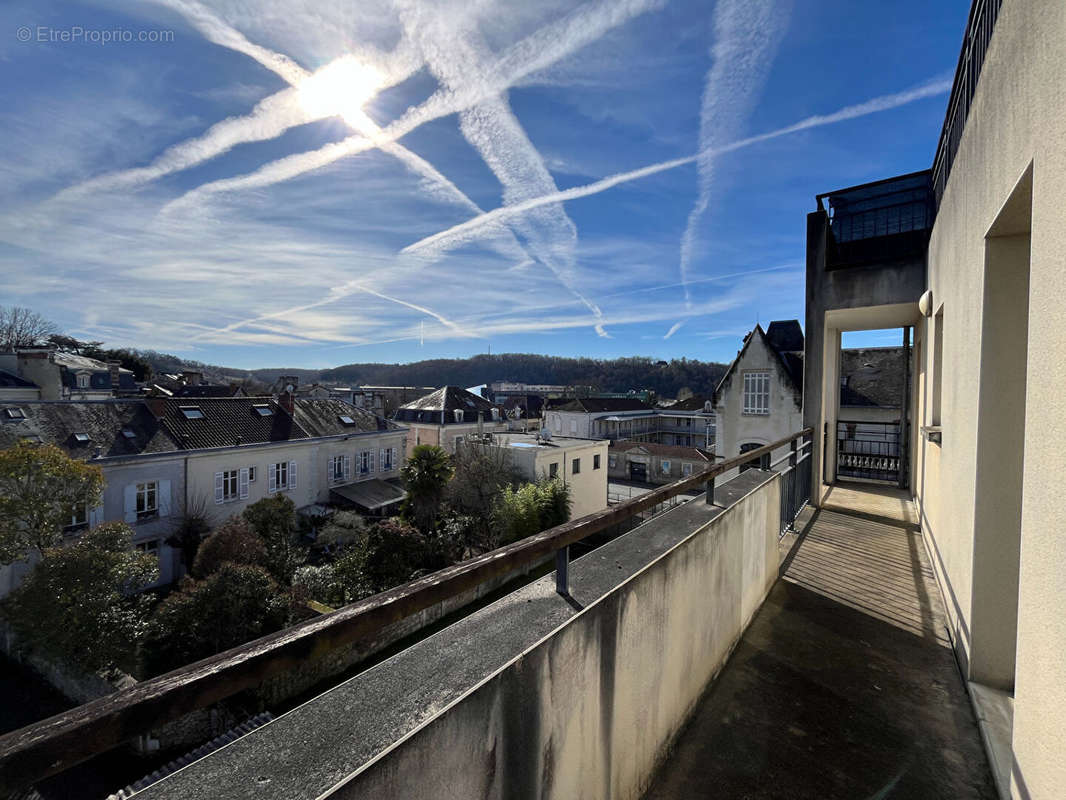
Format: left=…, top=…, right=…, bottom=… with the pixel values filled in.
left=400, top=445, right=453, bottom=534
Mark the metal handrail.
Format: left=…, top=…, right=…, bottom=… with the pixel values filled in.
left=0, top=428, right=812, bottom=788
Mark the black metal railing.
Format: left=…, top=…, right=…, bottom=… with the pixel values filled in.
left=0, top=429, right=813, bottom=790
left=836, top=421, right=901, bottom=483
left=931, top=0, right=1004, bottom=204
left=770, top=432, right=813, bottom=535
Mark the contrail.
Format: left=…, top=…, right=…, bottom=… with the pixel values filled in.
left=402, top=77, right=952, bottom=255
left=663, top=321, right=685, bottom=340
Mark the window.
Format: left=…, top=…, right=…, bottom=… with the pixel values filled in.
left=216, top=469, right=249, bottom=503
left=269, top=461, right=296, bottom=492
left=572, top=458, right=581, bottom=475
left=248, top=466, right=256, bottom=482
left=739, top=443, right=770, bottom=472
left=329, top=455, right=350, bottom=482
left=253, top=404, right=273, bottom=417
left=742, top=371, right=770, bottom=415
left=549, top=462, right=558, bottom=478
left=73, top=432, right=90, bottom=444
left=609, top=454, right=617, bottom=468
left=359, top=449, right=375, bottom=475
left=76, top=373, right=90, bottom=389
left=136, top=539, right=159, bottom=557
left=661, top=460, right=671, bottom=475
left=4, top=407, right=25, bottom=419
left=338, top=415, right=355, bottom=425
left=380, top=447, right=395, bottom=472
left=121, top=427, right=136, bottom=439
left=136, top=482, right=158, bottom=519
left=179, top=406, right=205, bottom=420
left=682, top=462, right=693, bottom=477
left=593, top=453, right=601, bottom=470
left=64, top=502, right=89, bottom=533
left=223, top=470, right=238, bottom=501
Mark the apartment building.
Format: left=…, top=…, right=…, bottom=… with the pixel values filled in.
left=393, top=386, right=512, bottom=456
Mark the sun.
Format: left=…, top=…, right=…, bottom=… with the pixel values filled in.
left=297, top=56, right=384, bottom=128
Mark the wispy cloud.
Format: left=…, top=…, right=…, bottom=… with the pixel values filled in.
left=663, top=321, right=684, bottom=340
left=402, top=77, right=952, bottom=255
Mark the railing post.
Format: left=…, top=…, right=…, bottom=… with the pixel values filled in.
left=555, top=546, right=569, bottom=596
left=705, top=473, right=716, bottom=506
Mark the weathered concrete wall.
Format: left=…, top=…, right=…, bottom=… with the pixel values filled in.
left=910, top=1, right=1066, bottom=796
left=325, top=477, right=780, bottom=800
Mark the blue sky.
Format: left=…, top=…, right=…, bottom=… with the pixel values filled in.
left=0, top=0, right=967, bottom=369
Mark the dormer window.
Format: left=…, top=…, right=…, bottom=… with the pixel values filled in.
left=3, top=407, right=25, bottom=420
left=338, top=415, right=355, bottom=425
left=76, top=373, right=90, bottom=389
left=253, top=405, right=273, bottom=417
left=180, top=406, right=205, bottom=420
left=73, top=432, right=90, bottom=444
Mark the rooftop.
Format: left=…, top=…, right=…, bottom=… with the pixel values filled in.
left=553, top=396, right=652, bottom=413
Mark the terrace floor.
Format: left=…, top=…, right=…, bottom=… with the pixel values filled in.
left=642, top=483, right=997, bottom=799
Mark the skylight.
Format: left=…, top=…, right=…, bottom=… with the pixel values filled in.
left=253, top=405, right=273, bottom=417
left=3, top=407, right=25, bottom=419
left=73, top=432, right=90, bottom=443
left=180, top=406, right=205, bottom=420
left=121, top=428, right=136, bottom=439
left=338, top=415, right=356, bottom=425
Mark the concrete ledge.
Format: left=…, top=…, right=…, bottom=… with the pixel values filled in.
left=968, top=682, right=1014, bottom=800
left=135, top=471, right=781, bottom=800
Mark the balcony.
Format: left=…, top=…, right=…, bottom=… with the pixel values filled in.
left=0, top=435, right=994, bottom=799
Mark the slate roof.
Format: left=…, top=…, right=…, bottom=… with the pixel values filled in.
left=52, top=352, right=139, bottom=392
left=157, top=398, right=308, bottom=449
left=554, top=397, right=652, bottom=413
left=172, top=384, right=242, bottom=398
left=714, top=321, right=804, bottom=400
left=394, top=386, right=495, bottom=425
left=609, top=440, right=714, bottom=461
left=0, top=401, right=179, bottom=457
left=839, top=347, right=905, bottom=408
left=292, top=397, right=402, bottom=436
left=765, top=320, right=804, bottom=354
left=0, top=370, right=37, bottom=389
left=663, top=394, right=715, bottom=412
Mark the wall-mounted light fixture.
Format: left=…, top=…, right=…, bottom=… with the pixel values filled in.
left=918, top=289, right=934, bottom=317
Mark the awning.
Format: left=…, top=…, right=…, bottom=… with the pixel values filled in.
left=330, top=479, right=407, bottom=511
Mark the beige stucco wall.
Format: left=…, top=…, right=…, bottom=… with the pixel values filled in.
left=534, top=440, right=608, bottom=520
left=912, top=1, right=1066, bottom=795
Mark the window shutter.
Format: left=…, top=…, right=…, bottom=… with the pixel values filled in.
left=158, top=480, right=172, bottom=518
left=268, top=464, right=277, bottom=493
left=289, top=461, right=297, bottom=489
left=391, top=448, right=397, bottom=470
left=379, top=449, right=385, bottom=471
left=215, top=472, right=224, bottom=504
left=343, top=454, right=351, bottom=480
left=368, top=449, right=375, bottom=474
left=239, top=468, right=249, bottom=499
left=123, top=485, right=137, bottom=523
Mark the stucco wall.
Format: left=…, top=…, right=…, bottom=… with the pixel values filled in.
left=324, top=476, right=780, bottom=800
left=911, top=1, right=1066, bottom=795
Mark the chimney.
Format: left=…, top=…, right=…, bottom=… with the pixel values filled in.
left=108, top=361, right=122, bottom=393
left=280, top=391, right=295, bottom=415
left=181, top=370, right=203, bottom=386
left=147, top=396, right=166, bottom=418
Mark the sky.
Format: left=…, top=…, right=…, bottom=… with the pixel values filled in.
left=0, top=0, right=969, bottom=370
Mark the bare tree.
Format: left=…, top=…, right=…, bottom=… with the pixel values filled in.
left=0, top=306, right=57, bottom=350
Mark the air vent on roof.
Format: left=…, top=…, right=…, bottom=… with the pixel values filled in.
left=3, top=408, right=25, bottom=420
left=73, top=433, right=90, bottom=444
left=253, top=404, right=273, bottom=417
left=338, top=415, right=355, bottom=425
left=180, top=406, right=205, bottom=420
left=121, top=428, right=136, bottom=439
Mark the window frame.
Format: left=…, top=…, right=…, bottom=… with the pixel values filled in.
left=136, top=481, right=159, bottom=520
left=572, top=457, right=581, bottom=475
left=742, top=371, right=771, bottom=416
left=593, top=453, right=601, bottom=470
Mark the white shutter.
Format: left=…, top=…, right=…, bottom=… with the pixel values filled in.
left=268, top=464, right=277, bottom=493
left=239, top=468, right=249, bottom=499
left=215, top=472, right=224, bottom=504
left=289, top=461, right=297, bottom=489
left=368, top=449, right=375, bottom=474
left=343, top=455, right=351, bottom=480
left=124, top=484, right=137, bottom=523
left=379, top=449, right=385, bottom=471
left=158, top=480, right=172, bottom=518
left=391, top=448, right=397, bottom=470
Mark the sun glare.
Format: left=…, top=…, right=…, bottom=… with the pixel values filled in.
left=298, top=56, right=383, bottom=127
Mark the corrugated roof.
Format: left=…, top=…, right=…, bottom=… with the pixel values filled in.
left=330, top=479, right=407, bottom=511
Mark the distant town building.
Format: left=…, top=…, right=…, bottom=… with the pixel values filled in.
left=607, top=441, right=713, bottom=485
left=393, top=386, right=517, bottom=456
left=4, top=348, right=137, bottom=400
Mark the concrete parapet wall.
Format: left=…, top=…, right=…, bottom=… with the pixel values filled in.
left=326, top=475, right=780, bottom=800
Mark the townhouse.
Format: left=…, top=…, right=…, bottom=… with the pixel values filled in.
left=393, top=386, right=513, bottom=456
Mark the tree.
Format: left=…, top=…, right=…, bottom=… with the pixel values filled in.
left=139, top=564, right=288, bottom=677
left=314, top=510, right=366, bottom=553
left=192, top=516, right=268, bottom=578
left=401, top=445, right=453, bottom=534
left=446, top=442, right=521, bottom=550
left=166, top=495, right=211, bottom=574
left=0, top=441, right=104, bottom=565
left=0, top=306, right=57, bottom=350
left=2, top=522, right=158, bottom=674
left=242, top=495, right=306, bottom=583
left=492, top=478, right=571, bottom=545
left=363, top=518, right=432, bottom=591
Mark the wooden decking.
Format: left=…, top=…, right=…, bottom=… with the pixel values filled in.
left=642, top=484, right=996, bottom=800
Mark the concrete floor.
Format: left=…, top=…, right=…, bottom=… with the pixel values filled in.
left=642, top=487, right=996, bottom=800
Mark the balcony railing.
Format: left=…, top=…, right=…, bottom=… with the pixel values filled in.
left=931, top=0, right=1003, bottom=204
left=0, top=428, right=811, bottom=791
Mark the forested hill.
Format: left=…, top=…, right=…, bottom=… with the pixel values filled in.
left=314, top=354, right=728, bottom=398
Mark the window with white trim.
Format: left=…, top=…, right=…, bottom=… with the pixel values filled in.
left=742, top=371, right=770, bottom=415
left=222, top=470, right=238, bottom=501
left=136, top=482, right=158, bottom=520
left=682, top=462, right=693, bottom=477
left=248, top=466, right=256, bottom=482
left=329, top=455, right=350, bottom=483
left=609, top=454, right=617, bottom=468
left=359, top=449, right=375, bottom=475
left=270, top=461, right=296, bottom=492
left=661, top=460, right=671, bottom=475
left=380, top=447, right=395, bottom=471
left=64, top=502, right=89, bottom=533
left=76, top=373, right=90, bottom=389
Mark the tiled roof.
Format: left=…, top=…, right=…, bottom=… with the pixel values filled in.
left=664, top=394, right=714, bottom=411
left=292, top=397, right=402, bottom=436
left=609, top=440, right=713, bottom=460
left=840, top=348, right=905, bottom=408
left=765, top=320, right=804, bottom=353
left=0, top=401, right=179, bottom=457
left=158, top=398, right=307, bottom=449
left=555, top=397, right=652, bottom=413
